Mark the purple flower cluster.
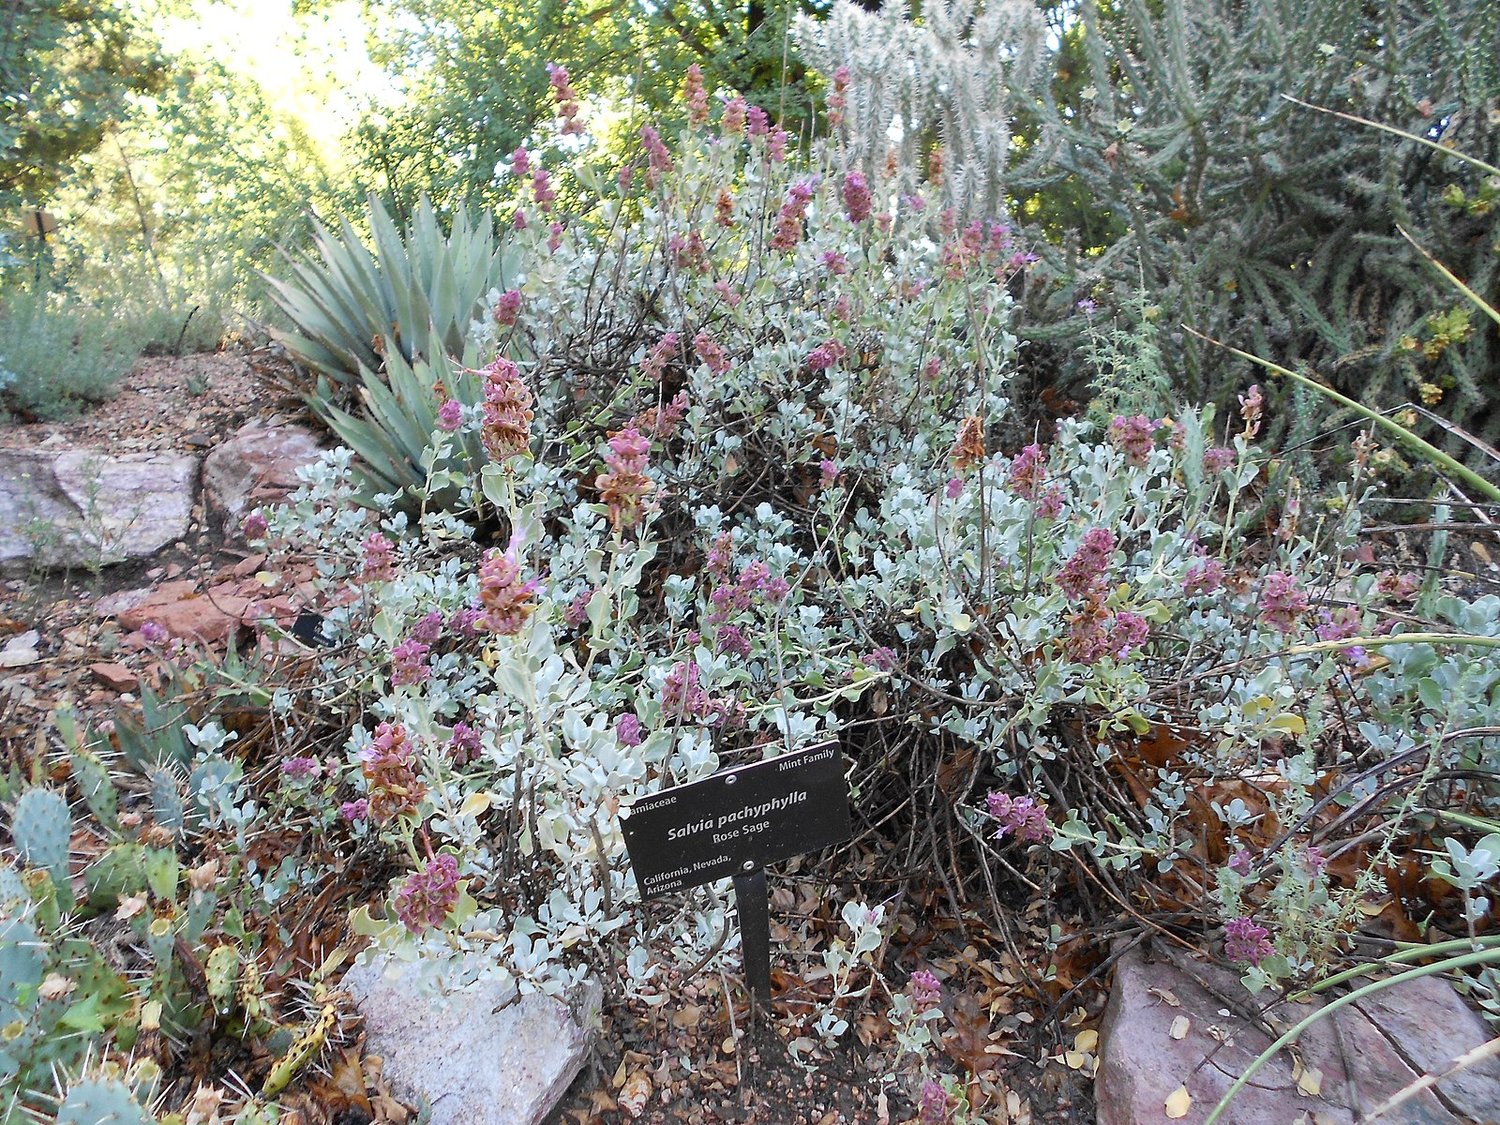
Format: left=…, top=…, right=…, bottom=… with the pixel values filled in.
left=361, top=721, right=425, bottom=824
left=805, top=339, right=847, bottom=371
left=596, top=425, right=654, bottom=530
left=394, top=853, right=460, bottom=933
left=770, top=179, right=816, bottom=251
left=1065, top=606, right=1149, bottom=664
left=547, top=62, right=584, bottom=135
left=479, top=357, right=534, bottom=463
left=411, top=611, right=444, bottom=645
left=668, top=230, right=710, bottom=274
left=448, top=605, right=483, bottom=638
left=1055, top=528, right=1116, bottom=600
left=986, top=791, right=1053, bottom=844
left=436, top=399, right=464, bottom=432
left=661, top=660, right=740, bottom=727
left=1203, top=446, right=1236, bottom=474
left=716, top=624, right=751, bottom=658
left=390, top=638, right=432, bottom=687
left=1006, top=443, right=1047, bottom=500
left=1224, top=916, right=1274, bottom=966
left=693, top=330, right=730, bottom=375
left=826, top=66, right=849, bottom=129
left=563, top=588, right=594, bottom=629
left=1259, top=571, right=1309, bottom=634
left=722, top=96, right=747, bottom=136
left=865, top=646, right=898, bottom=672
left=1183, top=557, right=1225, bottom=596
left=494, top=288, right=523, bottom=327
left=616, top=714, right=644, bottom=747
left=530, top=166, right=556, bottom=213
left=281, top=756, right=320, bottom=782
left=641, top=332, right=679, bottom=381
left=684, top=64, right=709, bottom=128
left=1107, top=414, right=1158, bottom=467
left=640, top=125, right=673, bottom=188
left=918, top=1078, right=952, bottom=1124
left=707, top=560, right=789, bottom=627
left=820, top=250, right=849, bottom=275
left=633, top=390, right=689, bottom=440
left=449, top=721, right=481, bottom=765
left=476, top=547, right=540, bottom=636
left=842, top=172, right=871, bottom=223
left=907, top=969, right=943, bottom=1010
left=361, top=532, right=395, bottom=583
left=243, top=509, right=269, bottom=541
left=1315, top=606, right=1361, bottom=642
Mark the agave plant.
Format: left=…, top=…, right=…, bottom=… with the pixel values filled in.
left=264, top=195, right=516, bottom=397
left=310, top=324, right=489, bottom=507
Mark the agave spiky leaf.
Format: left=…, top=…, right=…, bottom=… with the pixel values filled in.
left=265, top=195, right=515, bottom=397
left=309, top=326, right=489, bottom=506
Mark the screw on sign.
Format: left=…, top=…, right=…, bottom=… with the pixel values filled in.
left=619, top=742, right=852, bottom=1013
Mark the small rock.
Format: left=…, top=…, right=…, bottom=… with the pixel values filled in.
left=118, top=582, right=249, bottom=643
left=343, top=953, right=599, bottom=1125
left=202, top=422, right=323, bottom=529
left=89, top=662, right=139, bottom=692
left=93, top=586, right=156, bottom=618
left=0, top=630, right=41, bottom=668
left=232, top=554, right=267, bottom=579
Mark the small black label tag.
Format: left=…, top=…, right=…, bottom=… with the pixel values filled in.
left=620, top=742, right=851, bottom=899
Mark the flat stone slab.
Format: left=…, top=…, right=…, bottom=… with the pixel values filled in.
left=202, top=421, right=322, bottom=531
left=344, top=953, right=598, bottom=1125
left=1097, top=942, right=1500, bottom=1124
left=0, top=449, right=195, bottom=572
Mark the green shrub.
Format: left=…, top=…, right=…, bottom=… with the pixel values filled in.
left=0, top=287, right=143, bottom=421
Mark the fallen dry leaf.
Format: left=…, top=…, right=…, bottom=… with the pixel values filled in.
left=670, top=1003, right=703, bottom=1029
left=1073, top=1028, right=1098, bottom=1053
left=1169, top=1015, right=1190, bottom=1040
left=1165, top=1084, right=1192, bottom=1118
left=38, top=973, right=76, bottom=1001
left=617, top=1069, right=652, bottom=1119
left=1297, top=1065, right=1324, bottom=1097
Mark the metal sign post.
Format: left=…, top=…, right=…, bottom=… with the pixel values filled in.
left=620, top=742, right=852, bottom=1012
left=732, top=864, right=771, bottom=1014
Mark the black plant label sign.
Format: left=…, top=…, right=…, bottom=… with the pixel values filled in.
left=620, top=742, right=852, bottom=900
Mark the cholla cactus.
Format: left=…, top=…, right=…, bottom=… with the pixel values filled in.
left=795, top=0, right=1048, bottom=221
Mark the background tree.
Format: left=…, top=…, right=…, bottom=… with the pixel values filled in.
left=0, top=0, right=164, bottom=211
left=349, top=0, right=834, bottom=218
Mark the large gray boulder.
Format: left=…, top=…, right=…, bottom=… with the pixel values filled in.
left=343, top=953, right=599, bottom=1125
left=1097, top=942, right=1500, bottom=1125
left=0, top=449, right=196, bottom=572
